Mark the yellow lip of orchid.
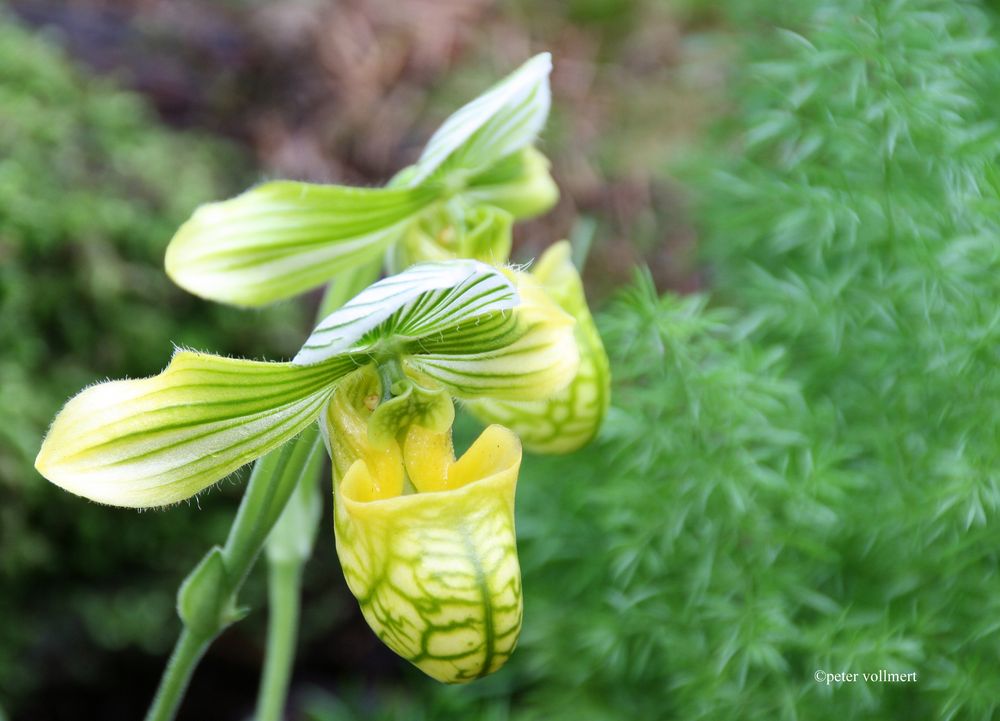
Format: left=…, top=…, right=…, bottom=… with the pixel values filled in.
left=327, top=372, right=523, bottom=684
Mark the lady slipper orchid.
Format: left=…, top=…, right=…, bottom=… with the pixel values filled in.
left=35, top=260, right=567, bottom=683
left=35, top=259, right=571, bottom=683
left=35, top=260, right=575, bottom=508
left=326, top=367, right=523, bottom=682
left=34, top=50, right=615, bottom=714
left=156, top=52, right=609, bottom=455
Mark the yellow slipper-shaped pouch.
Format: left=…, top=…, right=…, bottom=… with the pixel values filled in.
left=327, top=371, right=523, bottom=683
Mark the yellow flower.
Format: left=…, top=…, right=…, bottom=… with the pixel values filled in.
left=326, top=369, right=523, bottom=683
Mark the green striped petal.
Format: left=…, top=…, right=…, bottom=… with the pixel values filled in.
left=466, top=242, right=610, bottom=453
left=406, top=53, right=552, bottom=186
left=34, top=351, right=355, bottom=507
left=165, top=181, right=440, bottom=307
left=327, top=379, right=523, bottom=683
left=406, top=269, right=580, bottom=401
left=294, top=260, right=519, bottom=365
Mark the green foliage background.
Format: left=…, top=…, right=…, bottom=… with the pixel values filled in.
left=2, top=0, right=999, bottom=719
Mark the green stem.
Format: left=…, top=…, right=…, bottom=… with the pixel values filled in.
left=255, top=562, right=302, bottom=721
left=144, top=429, right=319, bottom=721
left=222, top=435, right=312, bottom=577
left=147, top=261, right=383, bottom=721
left=144, top=629, right=211, bottom=721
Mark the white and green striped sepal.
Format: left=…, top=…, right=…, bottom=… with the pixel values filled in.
left=293, top=259, right=520, bottom=364
left=405, top=266, right=580, bottom=402
left=35, top=351, right=358, bottom=507
left=165, top=181, right=440, bottom=307
left=404, top=53, right=552, bottom=187
left=296, top=258, right=579, bottom=403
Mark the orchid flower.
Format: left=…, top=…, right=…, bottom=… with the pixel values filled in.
left=35, top=260, right=575, bottom=683
left=164, top=55, right=557, bottom=308
left=36, top=54, right=613, bottom=710
left=161, top=53, right=608, bottom=453
left=36, top=261, right=574, bottom=507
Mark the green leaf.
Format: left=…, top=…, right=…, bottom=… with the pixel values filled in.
left=406, top=53, right=552, bottom=186
left=165, top=181, right=440, bottom=307
left=294, top=259, right=519, bottom=365
left=35, top=351, right=356, bottom=507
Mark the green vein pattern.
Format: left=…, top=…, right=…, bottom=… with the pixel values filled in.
left=333, top=459, right=522, bottom=683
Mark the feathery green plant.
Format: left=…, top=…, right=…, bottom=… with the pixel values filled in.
left=687, top=1, right=1000, bottom=716
left=302, top=1, right=1000, bottom=719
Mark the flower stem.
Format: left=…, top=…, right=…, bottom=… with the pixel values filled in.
left=251, top=260, right=382, bottom=720
left=147, top=261, right=382, bottom=721
left=255, top=561, right=303, bottom=721
left=144, top=629, right=210, bottom=721
left=144, top=429, right=320, bottom=721
left=222, top=433, right=315, bottom=580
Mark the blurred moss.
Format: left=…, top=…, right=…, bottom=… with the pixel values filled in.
left=0, top=15, right=307, bottom=711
